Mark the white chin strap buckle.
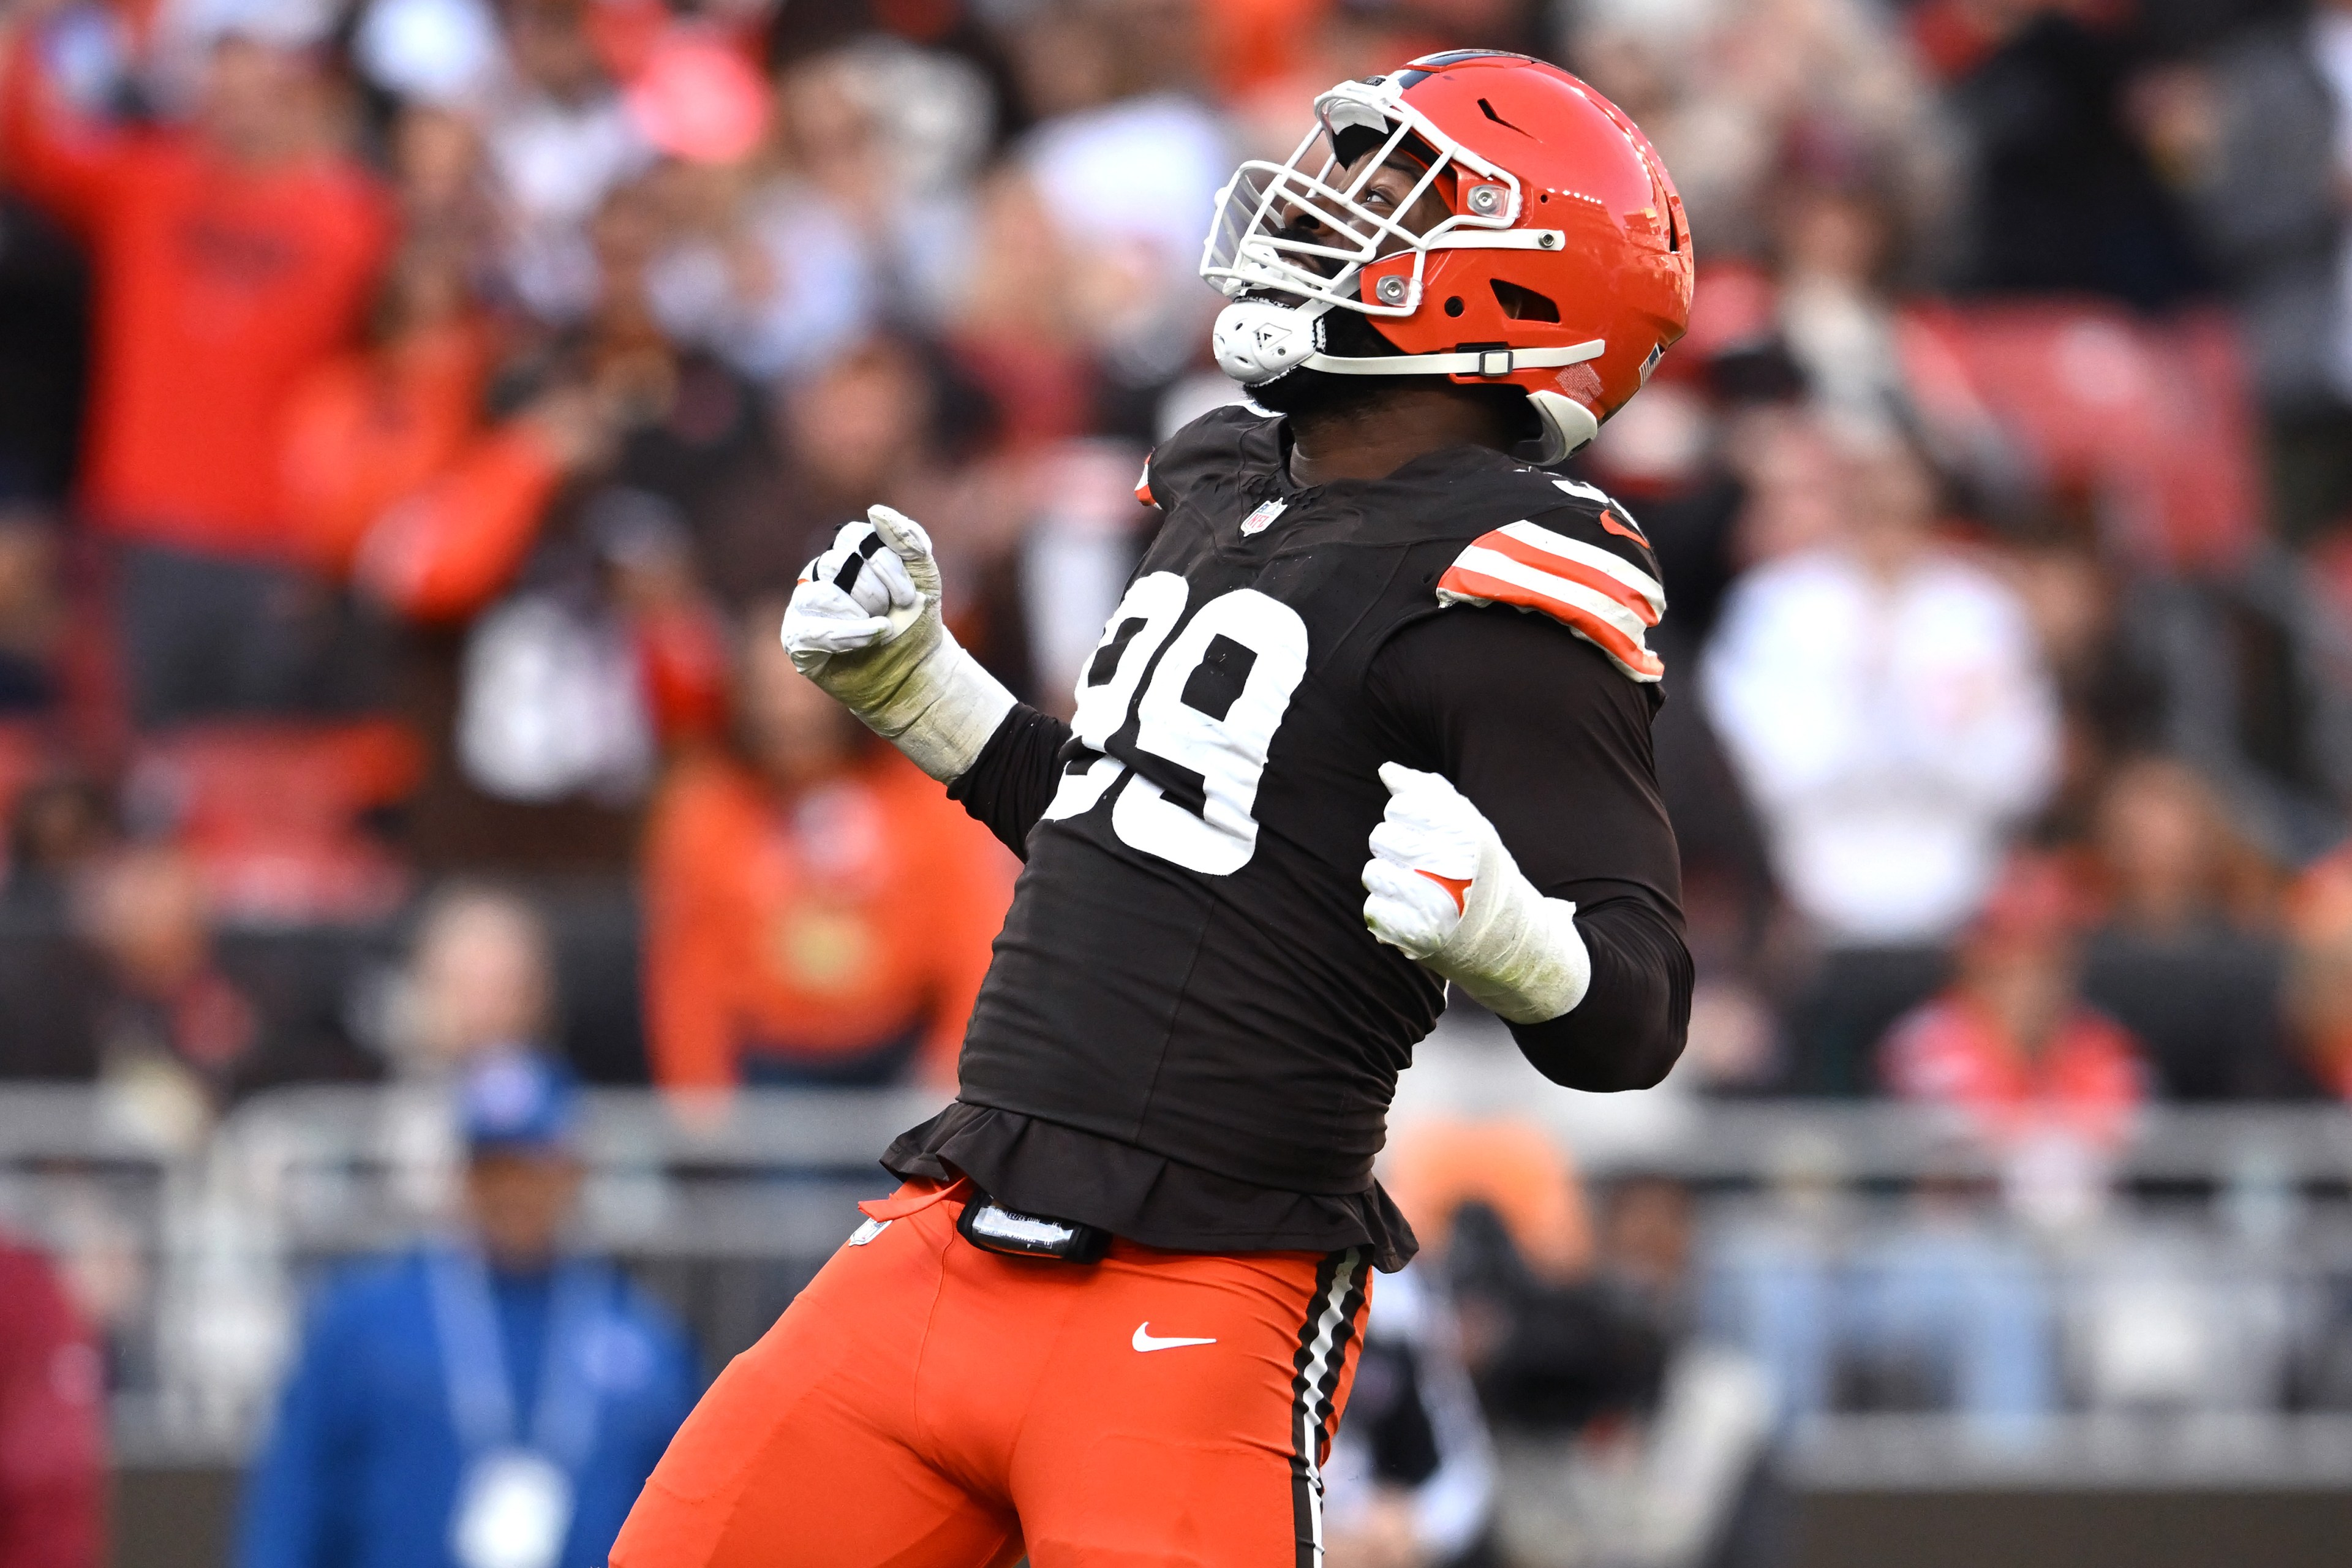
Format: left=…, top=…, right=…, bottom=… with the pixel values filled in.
left=1212, top=298, right=1327, bottom=385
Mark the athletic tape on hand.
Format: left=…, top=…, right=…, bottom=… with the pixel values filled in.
left=779, top=505, right=1014, bottom=782
left=1361, top=762, right=1591, bottom=1023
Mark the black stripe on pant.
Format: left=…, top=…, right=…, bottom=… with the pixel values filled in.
left=1287, top=1246, right=1368, bottom=1568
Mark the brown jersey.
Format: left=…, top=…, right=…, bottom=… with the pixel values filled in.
left=891, top=406, right=1690, bottom=1268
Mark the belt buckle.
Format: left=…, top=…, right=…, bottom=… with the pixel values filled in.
left=955, top=1191, right=1112, bottom=1264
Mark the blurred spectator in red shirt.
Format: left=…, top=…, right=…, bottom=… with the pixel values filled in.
left=276, top=124, right=742, bottom=873
left=0, top=21, right=390, bottom=551
left=1882, top=855, right=2148, bottom=1147
left=0, top=1232, right=104, bottom=1568
left=932, top=164, right=1098, bottom=452
left=1, top=19, right=392, bottom=725
left=643, top=603, right=1012, bottom=1095
left=276, top=110, right=612, bottom=620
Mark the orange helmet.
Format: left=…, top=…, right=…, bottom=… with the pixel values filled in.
left=1202, top=50, right=1693, bottom=462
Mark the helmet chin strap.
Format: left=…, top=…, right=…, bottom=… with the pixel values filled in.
left=1303, top=339, right=1604, bottom=377
left=1213, top=296, right=1605, bottom=463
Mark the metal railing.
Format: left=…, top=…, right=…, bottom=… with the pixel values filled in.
left=6, top=1072, right=2352, bottom=1490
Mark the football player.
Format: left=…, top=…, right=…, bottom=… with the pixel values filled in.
left=614, top=48, right=1693, bottom=1568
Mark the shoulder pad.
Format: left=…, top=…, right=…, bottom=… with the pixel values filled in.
left=1434, top=485, right=1666, bottom=682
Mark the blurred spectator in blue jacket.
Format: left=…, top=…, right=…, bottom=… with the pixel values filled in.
left=238, top=1050, right=697, bottom=1568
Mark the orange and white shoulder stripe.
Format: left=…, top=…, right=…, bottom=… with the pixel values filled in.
left=1134, top=455, right=1156, bottom=507
left=1436, top=518, right=1667, bottom=682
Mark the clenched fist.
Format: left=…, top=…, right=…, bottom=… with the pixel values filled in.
left=778, top=505, right=1012, bottom=782
left=1362, top=762, right=1591, bottom=1024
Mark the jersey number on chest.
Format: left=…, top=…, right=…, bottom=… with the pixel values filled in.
left=1042, top=571, right=1310, bottom=875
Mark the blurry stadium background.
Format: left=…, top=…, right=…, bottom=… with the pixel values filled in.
left=2, top=0, right=2352, bottom=1563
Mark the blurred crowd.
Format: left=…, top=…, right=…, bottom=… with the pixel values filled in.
left=3, top=0, right=2352, bottom=1558
left=0, top=0, right=2349, bottom=1125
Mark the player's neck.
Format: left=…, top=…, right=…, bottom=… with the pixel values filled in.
left=1283, top=386, right=1524, bottom=485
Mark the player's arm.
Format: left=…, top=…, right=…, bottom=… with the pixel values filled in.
left=941, top=706, right=1072, bottom=858
left=1361, top=604, right=1691, bottom=1091
left=780, top=506, right=1069, bottom=856
left=0, top=28, right=132, bottom=235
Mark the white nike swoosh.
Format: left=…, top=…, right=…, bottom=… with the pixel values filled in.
left=1132, top=1323, right=1218, bottom=1352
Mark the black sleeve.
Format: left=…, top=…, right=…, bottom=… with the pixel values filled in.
left=946, top=705, right=1074, bottom=859
left=1364, top=605, right=1692, bottom=1091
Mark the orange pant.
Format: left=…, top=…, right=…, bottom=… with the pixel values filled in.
left=612, top=1179, right=1372, bottom=1567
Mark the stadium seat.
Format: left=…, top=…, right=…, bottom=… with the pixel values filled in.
left=127, top=719, right=426, bottom=924
left=1899, top=301, right=2263, bottom=570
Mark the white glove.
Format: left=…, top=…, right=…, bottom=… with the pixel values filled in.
left=780, top=505, right=1014, bottom=782
left=1362, top=762, right=1591, bottom=1024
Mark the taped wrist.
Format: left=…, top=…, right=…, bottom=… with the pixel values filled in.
left=1426, top=838, right=1593, bottom=1024
left=875, top=640, right=1016, bottom=782
left=835, top=626, right=1016, bottom=783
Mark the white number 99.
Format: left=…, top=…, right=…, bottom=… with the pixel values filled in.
left=1042, top=574, right=1310, bottom=876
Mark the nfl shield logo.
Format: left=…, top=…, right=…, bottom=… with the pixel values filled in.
left=1240, top=500, right=1287, bottom=536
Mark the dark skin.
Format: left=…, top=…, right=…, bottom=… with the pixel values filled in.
left=1287, top=383, right=1526, bottom=486
left=466, top=1150, right=584, bottom=1272
left=1275, top=148, right=1526, bottom=484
